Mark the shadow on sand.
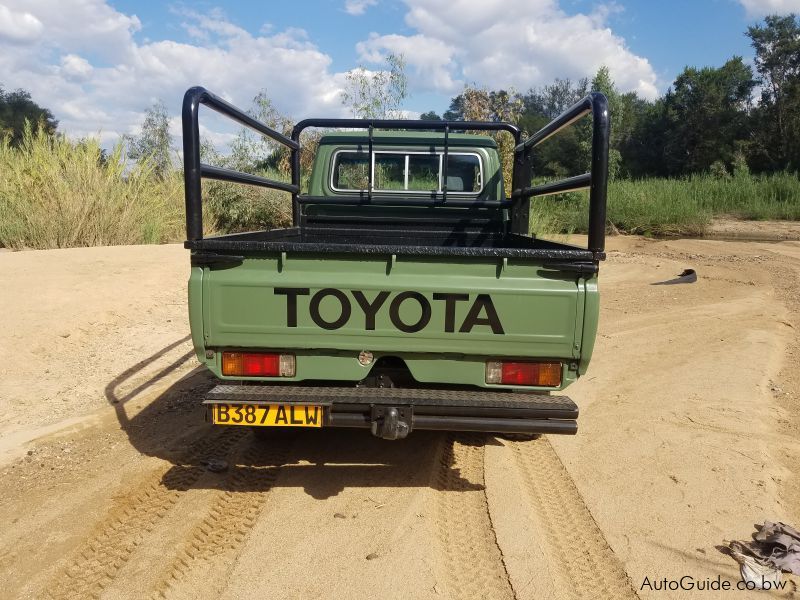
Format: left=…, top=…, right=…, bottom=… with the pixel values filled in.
left=105, top=338, right=499, bottom=499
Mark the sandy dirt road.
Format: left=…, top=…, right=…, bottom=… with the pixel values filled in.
left=0, top=237, right=799, bottom=599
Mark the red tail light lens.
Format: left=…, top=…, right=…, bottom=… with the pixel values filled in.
left=485, top=361, right=562, bottom=386
left=221, top=352, right=295, bottom=377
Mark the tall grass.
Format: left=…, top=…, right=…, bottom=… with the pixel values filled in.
left=202, top=175, right=292, bottom=233
left=199, top=139, right=292, bottom=234
left=1, top=125, right=797, bottom=250
left=530, top=172, right=800, bottom=237
left=0, top=126, right=184, bottom=249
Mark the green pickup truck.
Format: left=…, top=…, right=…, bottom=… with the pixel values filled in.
left=181, top=86, right=609, bottom=439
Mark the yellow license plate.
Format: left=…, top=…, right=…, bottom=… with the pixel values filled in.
left=211, top=404, right=323, bottom=427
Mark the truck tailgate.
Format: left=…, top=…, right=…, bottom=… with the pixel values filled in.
left=196, top=253, right=583, bottom=359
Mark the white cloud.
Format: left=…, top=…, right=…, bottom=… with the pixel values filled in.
left=60, top=54, right=93, bottom=81
left=8, top=0, right=141, bottom=62
left=739, top=0, right=800, bottom=16
left=344, top=0, right=378, bottom=15
left=357, top=33, right=459, bottom=92
left=0, top=0, right=350, bottom=145
left=0, top=0, right=661, bottom=148
left=357, top=0, right=658, bottom=100
left=0, top=5, right=43, bottom=44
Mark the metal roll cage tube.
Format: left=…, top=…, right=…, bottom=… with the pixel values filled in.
left=182, top=86, right=609, bottom=255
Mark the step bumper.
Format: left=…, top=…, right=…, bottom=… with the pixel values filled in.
left=203, top=384, right=578, bottom=437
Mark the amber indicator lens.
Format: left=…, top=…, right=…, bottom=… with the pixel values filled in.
left=485, top=360, right=562, bottom=386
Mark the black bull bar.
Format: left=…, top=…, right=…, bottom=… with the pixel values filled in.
left=203, top=385, right=578, bottom=440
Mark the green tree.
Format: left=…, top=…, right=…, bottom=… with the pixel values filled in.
left=584, top=67, right=625, bottom=178
left=451, top=86, right=524, bottom=124
left=341, top=53, right=409, bottom=119
left=667, top=58, right=755, bottom=174
left=420, top=110, right=442, bottom=120
left=0, top=86, right=58, bottom=147
left=621, top=58, right=755, bottom=176
left=454, top=85, right=523, bottom=191
left=518, top=78, right=589, bottom=177
left=442, top=94, right=465, bottom=121
left=227, top=90, right=294, bottom=174
left=125, top=100, right=172, bottom=178
left=522, top=77, right=589, bottom=120
left=617, top=97, right=663, bottom=177
left=746, top=14, right=800, bottom=170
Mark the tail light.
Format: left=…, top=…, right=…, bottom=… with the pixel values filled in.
left=221, top=352, right=295, bottom=377
left=485, top=360, right=562, bottom=387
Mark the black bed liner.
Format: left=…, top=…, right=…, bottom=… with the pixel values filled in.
left=185, top=227, right=604, bottom=261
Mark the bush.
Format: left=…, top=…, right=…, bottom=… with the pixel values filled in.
left=0, top=125, right=184, bottom=249
left=203, top=176, right=292, bottom=233
left=199, top=137, right=293, bottom=233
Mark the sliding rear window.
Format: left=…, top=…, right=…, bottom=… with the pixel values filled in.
left=331, top=151, right=483, bottom=194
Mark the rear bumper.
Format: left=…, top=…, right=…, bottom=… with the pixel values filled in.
left=203, top=384, right=578, bottom=437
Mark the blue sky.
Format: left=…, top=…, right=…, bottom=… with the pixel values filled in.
left=110, top=0, right=761, bottom=111
left=0, top=0, right=796, bottom=144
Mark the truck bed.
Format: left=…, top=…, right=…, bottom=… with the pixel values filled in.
left=185, top=226, right=602, bottom=262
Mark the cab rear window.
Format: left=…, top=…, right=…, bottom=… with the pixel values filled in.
left=331, top=151, right=483, bottom=194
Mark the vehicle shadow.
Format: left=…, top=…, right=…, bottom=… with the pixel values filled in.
left=106, top=339, right=497, bottom=499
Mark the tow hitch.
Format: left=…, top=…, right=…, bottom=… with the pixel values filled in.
left=370, top=406, right=411, bottom=440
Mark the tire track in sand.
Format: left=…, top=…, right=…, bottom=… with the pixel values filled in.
left=433, top=433, right=516, bottom=600
left=151, top=433, right=296, bottom=599
left=510, top=438, right=637, bottom=600
left=45, top=428, right=247, bottom=600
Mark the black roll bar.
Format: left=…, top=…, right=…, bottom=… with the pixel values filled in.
left=182, top=86, right=607, bottom=255
left=182, top=86, right=300, bottom=241
left=511, top=173, right=591, bottom=200
left=510, top=92, right=609, bottom=254
left=201, top=164, right=299, bottom=194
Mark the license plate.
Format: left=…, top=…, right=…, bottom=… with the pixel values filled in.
left=211, top=404, right=323, bottom=427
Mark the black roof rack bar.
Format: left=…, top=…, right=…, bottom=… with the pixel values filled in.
left=201, top=164, right=300, bottom=194
left=182, top=86, right=299, bottom=240
left=368, top=124, right=374, bottom=204
left=297, top=195, right=512, bottom=208
left=292, top=118, right=521, bottom=139
left=510, top=173, right=591, bottom=200
left=510, top=92, right=609, bottom=254
left=442, top=123, right=449, bottom=204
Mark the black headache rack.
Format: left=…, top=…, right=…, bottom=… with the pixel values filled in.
left=204, top=385, right=578, bottom=440
left=182, top=86, right=610, bottom=261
